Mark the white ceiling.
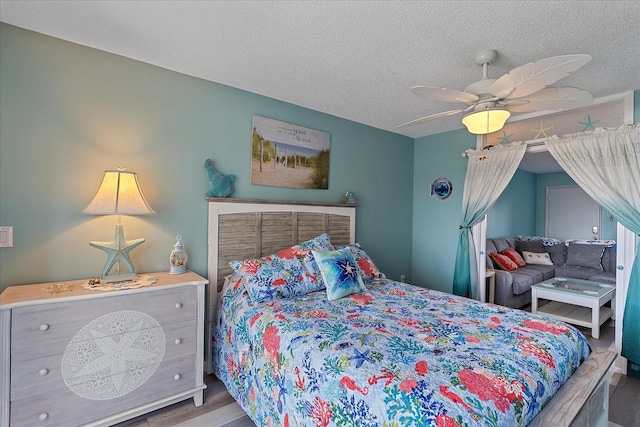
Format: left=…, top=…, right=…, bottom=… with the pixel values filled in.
left=1, top=1, right=639, bottom=173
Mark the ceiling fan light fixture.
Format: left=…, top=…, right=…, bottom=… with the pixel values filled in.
left=462, top=108, right=511, bottom=135
left=402, top=53, right=591, bottom=133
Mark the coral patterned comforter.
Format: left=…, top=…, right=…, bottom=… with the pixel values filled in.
left=213, top=277, right=590, bottom=427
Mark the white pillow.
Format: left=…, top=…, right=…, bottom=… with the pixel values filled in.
left=522, top=251, right=554, bottom=266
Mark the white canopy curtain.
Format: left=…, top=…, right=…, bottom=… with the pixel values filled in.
left=453, top=141, right=527, bottom=299
left=545, top=124, right=640, bottom=366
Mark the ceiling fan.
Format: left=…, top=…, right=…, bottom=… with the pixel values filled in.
left=399, top=49, right=593, bottom=134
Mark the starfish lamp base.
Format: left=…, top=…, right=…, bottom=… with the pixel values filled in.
left=89, top=223, right=145, bottom=283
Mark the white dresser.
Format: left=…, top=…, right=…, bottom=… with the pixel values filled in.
left=0, top=271, right=208, bottom=427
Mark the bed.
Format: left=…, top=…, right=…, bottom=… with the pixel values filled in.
left=206, top=198, right=616, bottom=427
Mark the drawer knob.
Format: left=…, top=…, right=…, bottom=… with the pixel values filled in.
left=38, top=413, right=49, bottom=421
left=174, top=338, right=182, bottom=345
left=39, top=368, right=49, bottom=376
left=174, top=374, right=181, bottom=380
left=175, top=303, right=183, bottom=309
left=39, top=324, right=50, bottom=331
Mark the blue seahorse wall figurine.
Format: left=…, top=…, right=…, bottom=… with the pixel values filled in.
left=205, top=159, right=234, bottom=197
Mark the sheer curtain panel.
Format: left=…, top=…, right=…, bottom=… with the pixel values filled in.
left=545, top=124, right=640, bottom=365
left=453, top=142, right=527, bottom=298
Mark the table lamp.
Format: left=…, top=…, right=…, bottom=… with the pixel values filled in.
left=83, top=167, right=155, bottom=282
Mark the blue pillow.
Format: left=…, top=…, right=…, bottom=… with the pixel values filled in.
left=285, top=233, right=335, bottom=287
left=297, top=233, right=334, bottom=251
left=312, top=249, right=366, bottom=301
left=336, top=243, right=386, bottom=283
left=230, top=255, right=312, bottom=305
left=276, top=233, right=336, bottom=291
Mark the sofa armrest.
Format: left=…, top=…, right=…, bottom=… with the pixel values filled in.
left=493, top=270, right=516, bottom=308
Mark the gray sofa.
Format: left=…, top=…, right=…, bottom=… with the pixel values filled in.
left=486, top=237, right=616, bottom=309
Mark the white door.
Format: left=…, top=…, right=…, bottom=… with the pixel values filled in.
left=546, top=185, right=601, bottom=241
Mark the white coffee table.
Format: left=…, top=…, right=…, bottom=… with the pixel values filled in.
left=531, top=277, right=615, bottom=339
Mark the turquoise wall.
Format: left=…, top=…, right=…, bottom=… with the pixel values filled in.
left=0, top=24, right=414, bottom=290
left=486, top=169, right=537, bottom=238
left=411, top=129, right=474, bottom=291
left=411, top=136, right=536, bottom=292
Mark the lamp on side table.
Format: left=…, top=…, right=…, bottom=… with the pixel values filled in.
left=83, top=167, right=155, bottom=282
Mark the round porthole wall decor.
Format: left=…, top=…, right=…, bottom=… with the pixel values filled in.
left=431, top=177, right=453, bottom=200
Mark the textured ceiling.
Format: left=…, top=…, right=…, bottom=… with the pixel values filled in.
left=1, top=1, right=639, bottom=172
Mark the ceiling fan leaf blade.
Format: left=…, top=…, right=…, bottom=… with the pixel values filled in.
left=398, top=109, right=464, bottom=128
left=411, top=86, right=478, bottom=104
left=491, top=54, right=592, bottom=99
left=505, top=87, right=593, bottom=113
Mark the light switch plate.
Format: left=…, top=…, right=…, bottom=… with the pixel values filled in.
left=0, top=226, right=13, bottom=247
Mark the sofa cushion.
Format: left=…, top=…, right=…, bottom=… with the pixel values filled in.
left=516, top=239, right=545, bottom=254
left=565, top=242, right=605, bottom=271
left=554, top=266, right=599, bottom=281
left=491, top=252, right=519, bottom=271
left=485, top=240, right=498, bottom=270
left=602, top=246, right=616, bottom=272
left=517, top=267, right=545, bottom=281
left=588, top=272, right=616, bottom=284
left=545, top=242, right=567, bottom=265
left=491, top=238, right=515, bottom=253
left=509, top=267, right=544, bottom=295
left=502, top=248, right=527, bottom=267
left=522, top=251, right=554, bottom=265
left=522, top=264, right=556, bottom=281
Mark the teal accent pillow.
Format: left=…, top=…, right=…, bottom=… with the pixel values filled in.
left=336, top=243, right=386, bottom=282
left=313, top=249, right=366, bottom=301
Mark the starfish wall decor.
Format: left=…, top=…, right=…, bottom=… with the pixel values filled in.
left=531, top=121, right=553, bottom=139
left=579, top=115, right=599, bottom=131
left=497, top=131, right=514, bottom=144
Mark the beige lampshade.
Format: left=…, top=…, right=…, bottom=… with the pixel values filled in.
left=462, top=109, right=511, bottom=135
left=83, top=169, right=155, bottom=215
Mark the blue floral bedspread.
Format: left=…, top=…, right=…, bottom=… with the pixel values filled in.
left=213, top=278, right=590, bottom=427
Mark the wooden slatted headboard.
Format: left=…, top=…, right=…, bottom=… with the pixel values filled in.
left=205, top=198, right=356, bottom=373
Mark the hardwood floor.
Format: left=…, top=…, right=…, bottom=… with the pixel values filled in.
left=609, top=374, right=640, bottom=427
left=118, top=320, right=634, bottom=427
left=115, top=377, right=253, bottom=427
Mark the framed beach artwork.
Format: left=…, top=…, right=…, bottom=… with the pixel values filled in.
left=251, top=115, right=330, bottom=189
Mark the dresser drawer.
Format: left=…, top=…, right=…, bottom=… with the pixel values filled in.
left=10, top=353, right=199, bottom=427
left=10, top=319, right=197, bottom=400
left=11, top=286, right=197, bottom=358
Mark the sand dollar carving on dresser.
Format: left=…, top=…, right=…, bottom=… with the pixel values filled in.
left=61, top=310, right=166, bottom=400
